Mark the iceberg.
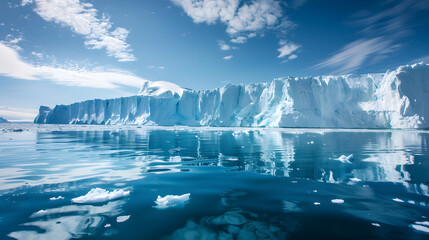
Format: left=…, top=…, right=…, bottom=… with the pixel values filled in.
left=0, top=117, right=9, bottom=123
left=35, top=63, right=429, bottom=129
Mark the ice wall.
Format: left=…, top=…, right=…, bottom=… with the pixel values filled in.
left=35, top=63, right=429, bottom=128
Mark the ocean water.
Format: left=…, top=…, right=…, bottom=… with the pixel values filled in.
left=0, top=124, right=429, bottom=240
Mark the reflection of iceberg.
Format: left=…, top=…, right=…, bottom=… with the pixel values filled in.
left=8, top=200, right=126, bottom=240
left=245, top=131, right=295, bottom=177
left=165, top=209, right=298, bottom=240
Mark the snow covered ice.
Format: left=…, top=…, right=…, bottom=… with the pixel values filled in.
left=34, top=63, right=429, bottom=129
left=154, top=193, right=191, bottom=209
left=71, top=188, right=130, bottom=204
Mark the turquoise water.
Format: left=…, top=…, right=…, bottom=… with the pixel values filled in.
left=0, top=124, right=429, bottom=239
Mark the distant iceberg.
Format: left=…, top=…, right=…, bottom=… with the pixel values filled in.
left=0, top=117, right=9, bottom=123
left=35, top=63, right=429, bottom=129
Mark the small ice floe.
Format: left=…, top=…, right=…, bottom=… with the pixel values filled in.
left=409, top=200, right=416, bottom=204
left=71, top=188, right=130, bottom=204
left=331, top=199, right=344, bottom=204
left=116, top=215, right=130, bottom=223
left=350, top=178, right=361, bottom=182
left=371, top=223, right=381, bottom=227
left=49, top=196, right=64, bottom=201
left=31, top=210, right=48, bottom=217
left=313, top=190, right=318, bottom=193
left=314, top=202, right=321, bottom=205
left=104, top=224, right=111, bottom=228
left=154, top=193, right=190, bottom=209
left=410, top=221, right=429, bottom=234
left=392, top=198, right=404, bottom=203
left=336, top=154, right=353, bottom=164
left=307, top=141, right=314, bottom=144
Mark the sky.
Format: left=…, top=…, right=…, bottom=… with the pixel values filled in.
left=0, top=0, right=429, bottom=121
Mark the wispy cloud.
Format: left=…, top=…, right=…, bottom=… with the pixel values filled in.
left=277, top=40, right=300, bottom=59
left=223, top=55, right=233, bottom=60
left=22, top=0, right=135, bottom=62
left=315, top=37, right=398, bottom=73
left=316, top=0, right=429, bottom=73
left=218, top=40, right=235, bottom=50
left=171, top=0, right=285, bottom=43
left=0, top=106, right=38, bottom=121
left=0, top=43, right=147, bottom=89
left=147, top=65, right=166, bottom=70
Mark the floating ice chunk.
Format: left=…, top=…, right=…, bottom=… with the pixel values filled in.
left=154, top=193, right=190, bottom=209
left=331, top=199, right=344, bottom=204
left=71, top=188, right=130, bottom=204
left=104, top=224, right=111, bottom=228
left=350, top=178, right=361, bottom=182
left=371, top=223, right=381, bottom=227
left=32, top=210, right=48, bottom=217
left=49, top=196, right=64, bottom=201
left=336, top=154, right=353, bottom=164
left=117, top=215, right=130, bottom=223
left=410, top=223, right=429, bottom=233
left=393, top=198, right=404, bottom=203
left=314, top=202, right=321, bottom=205
left=408, top=200, right=416, bottom=204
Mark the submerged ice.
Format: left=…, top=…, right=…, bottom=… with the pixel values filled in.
left=35, top=63, right=429, bottom=128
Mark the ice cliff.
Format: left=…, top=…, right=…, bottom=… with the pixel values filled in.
left=34, top=63, right=429, bottom=129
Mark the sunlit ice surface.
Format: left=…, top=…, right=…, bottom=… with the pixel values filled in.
left=0, top=123, right=429, bottom=239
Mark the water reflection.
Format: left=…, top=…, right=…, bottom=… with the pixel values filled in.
left=1, top=126, right=429, bottom=239
left=8, top=200, right=126, bottom=239
left=0, top=127, right=428, bottom=193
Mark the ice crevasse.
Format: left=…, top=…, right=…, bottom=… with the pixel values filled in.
left=35, top=63, right=429, bottom=129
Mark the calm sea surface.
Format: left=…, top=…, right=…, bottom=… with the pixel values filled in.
left=0, top=124, right=429, bottom=239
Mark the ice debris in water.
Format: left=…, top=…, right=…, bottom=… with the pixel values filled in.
left=336, top=154, right=353, bottom=164
left=117, top=215, right=131, bottom=223
left=371, top=223, right=381, bottom=227
left=410, top=221, right=429, bottom=233
left=104, top=224, right=111, bottom=228
left=71, top=188, right=130, bottom=204
left=31, top=210, right=48, bottom=217
left=154, top=193, right=190, bottom=209
left=314, top=202, right=321, bottom=205
left=49, top=196, right=64, bottom=201
left=393, top=198, right=405, bottom=203
left=331, top=199, right=344, bottom=204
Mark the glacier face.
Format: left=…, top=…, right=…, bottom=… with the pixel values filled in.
left=35, top=63, right=429, bottom=129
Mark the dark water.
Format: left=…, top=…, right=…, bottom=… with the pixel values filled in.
left=0, top=124, right=429, bottom=239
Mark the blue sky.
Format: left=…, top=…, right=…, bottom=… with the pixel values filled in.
left=1, top=0, right=429, bottom=121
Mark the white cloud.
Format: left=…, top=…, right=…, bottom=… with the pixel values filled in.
left=31, top=51, right=43, bottom=58
left=147, top=65, right=166, bottom=70
left=288, top=54, right=297, bottom=60
left=22, top=0, right=135, bottom=62
left=0, top=43, right=148, bottom=89
left=230, top=36, right=246, bottom=44
left=315, top=37, right=397, bottom=73
left=218, top=40, right=231, bottom=50
left=277, top=40, right=300, bottom=59
left=171, top=0, right=283, bottom=39
left=223, top=55, right=233, bottom=60
left=0, top=106, right=39, bottom=121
